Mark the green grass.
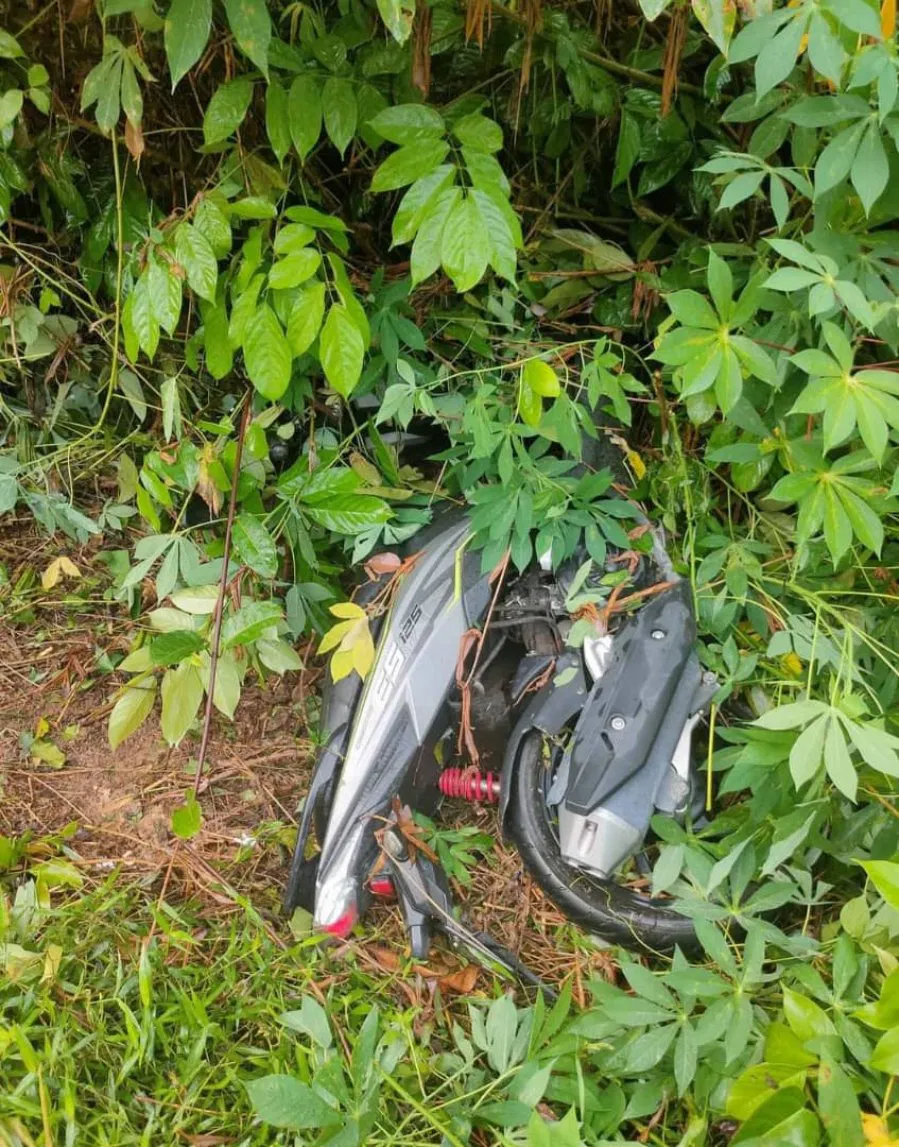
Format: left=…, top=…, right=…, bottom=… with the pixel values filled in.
left=4, top=880, right=319, bottom=1144
left=6, top=856, right=761, bottom=1147
left=0, top=869, right=580, bottom=1147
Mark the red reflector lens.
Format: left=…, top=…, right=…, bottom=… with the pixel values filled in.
left=321, top=906, right=357, bottom=938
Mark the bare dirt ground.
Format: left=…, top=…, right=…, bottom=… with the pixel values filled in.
left=0, top=515, right=314, bottom=906
left=0, top=517, right=614, bottom=991
left=0, top=627, right=313, bottom=907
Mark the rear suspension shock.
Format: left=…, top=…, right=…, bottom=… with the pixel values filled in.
left=438, top=767, right=500, bottom=803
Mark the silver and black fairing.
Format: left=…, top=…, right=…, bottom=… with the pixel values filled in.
left=285, top=517, right=493, bottom=937
left=507, top=581, right=716, bottom=877
left=285, top=510, right=714, bottom=954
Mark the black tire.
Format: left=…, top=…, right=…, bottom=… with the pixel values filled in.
left=506, top=732, right=699, bottom=955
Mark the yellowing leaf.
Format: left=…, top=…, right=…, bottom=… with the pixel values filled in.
left=196, top=447, right=224, bottom=516
left=331, top=647, right=355, bottom=680
left=2, top=943, right=42, bottom=983
left=351, top=628, right=374, bottom=678
left=329, top=601, right=367, bottom=620
left=518, top=379, right=543, bottom=428
left=200, top=649, right=243, bottom=719
left=349, top=451, right=382, bottom=486
left=782, top=652, right=803, bottom=677
left=626, top=449, right=646, bottom=479
left=41, top=943, right=63, bottom=985
left=863, top=1113, right=899, bottom=1147
left=108, top=679, right=157, bottom=749
left=318, top=618, right=357, bottom=655
left=41, top=556, right=81, bottom=590
left=170, top=586, right=220, bottom=614
left=690, top=0, right=736, bottom=55
left=119, top=645, right=154, bottom=673
left=319, top=605, right=375, bottom=682
left=883, top=0, right=897, bottom=40
left=33, top=858, right=83, bottom=887
left=160, top=661, right=203, bottom=745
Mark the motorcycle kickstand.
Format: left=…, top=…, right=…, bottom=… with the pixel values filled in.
left=381, top=826, right=557, bottom=1001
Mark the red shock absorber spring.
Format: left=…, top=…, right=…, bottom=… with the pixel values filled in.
left=439, top=767, right=500, bottom=803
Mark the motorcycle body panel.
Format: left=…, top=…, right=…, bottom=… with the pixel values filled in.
left=283, top=667, right=360, bottom=913
left=286, top=501, right=715, bottom=955
left=284, top=578, right=382, bottom=914
left=563, top=583, right=696, bottom=814
left=312, top=517, right=492, bottom=933
left=501, top=582, right=713, bottom=879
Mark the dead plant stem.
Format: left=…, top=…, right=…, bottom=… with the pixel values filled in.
left=193, top=392, right=252, bottom=797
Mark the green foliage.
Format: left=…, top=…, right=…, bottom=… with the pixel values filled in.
left=414, top=813, right=495, bottom=887
left=107, top=578, right=303, bottom=747
left=170, top=789, right=203, bottom=838
left=754, top=696, right=899, bottom=800
left=655, top=252, right=775, bottom=415
left=371, top=103, right=521, bottom=290
left=1, top=0, right=899, bottom=1139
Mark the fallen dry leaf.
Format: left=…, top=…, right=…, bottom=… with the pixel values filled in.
left=365, top=551, right=402, bottom=579
left=124, top=118, right=145, bottom=165
left=438, top=965, right=479, bottom=994
left=349, top=451, right=382, bottom=486
left=178, top=1134, right=234, bottom=1146
left=196, top=447, right=223, bottom=516
left=368, top=945, right=401, bottom=973
left=412, top=961, right=450, bottom=978
left=389, top=799, right=439, bottom=863
left=41, top=556, right=80, bottom=590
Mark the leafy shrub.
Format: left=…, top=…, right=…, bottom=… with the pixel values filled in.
left=1, top=0, right=899, bottom=1138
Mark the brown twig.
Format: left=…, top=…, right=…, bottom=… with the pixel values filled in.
left=661, top=5, right=688, bottom=116
left=454, top=628, right=483, bottom=765
left=488, top=0, right=701, bottom=94
left=454, top=550, right=511, bottom=766
left=193, top=392, right=252, bottom=797
left=596, top=581, right=625, bottom=629
left=527, top=268, right=617, bottom=280
left=610, top=580, right=675, bottom=613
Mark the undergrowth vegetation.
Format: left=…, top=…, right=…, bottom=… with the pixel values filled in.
left=1, top=0, right=899, bottom=1142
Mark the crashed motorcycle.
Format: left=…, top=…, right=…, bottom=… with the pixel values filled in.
left=284, top=495, right=716, bottom=965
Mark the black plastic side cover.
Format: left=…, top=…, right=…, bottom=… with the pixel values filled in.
left=565, top=582, right=695, bottom=815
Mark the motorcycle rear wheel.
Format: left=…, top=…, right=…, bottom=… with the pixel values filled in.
left=506, top=731, right=699, bottom=954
